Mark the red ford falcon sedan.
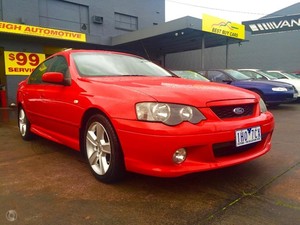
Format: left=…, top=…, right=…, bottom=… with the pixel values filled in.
left=17, top=49, right=274, bottom=183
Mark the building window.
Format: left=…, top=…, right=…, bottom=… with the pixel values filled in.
left=114, top=12, right=138, bottom=31
left=39, top=0, right=89, bottom=33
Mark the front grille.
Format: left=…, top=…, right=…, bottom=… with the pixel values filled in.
left=213, top=141, right=258, bottom=157
left=211, top=104, right=254, bottom=119
left=213, top=133, right=267, bottom=157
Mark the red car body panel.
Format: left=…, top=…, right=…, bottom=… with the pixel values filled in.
left=113, top=113, right=273, bottom=177
left=17, top=50, right=274, bottom=178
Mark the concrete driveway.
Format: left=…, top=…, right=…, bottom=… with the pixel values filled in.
left=0, top=104, right=299, bottom=225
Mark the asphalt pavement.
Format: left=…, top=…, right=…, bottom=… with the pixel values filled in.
left=0, top=104, right=299, bottom=225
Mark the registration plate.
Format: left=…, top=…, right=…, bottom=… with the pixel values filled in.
left=235, top=126, right=261, bottom=147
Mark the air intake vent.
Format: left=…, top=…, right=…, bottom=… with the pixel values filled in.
left=211, top=104, right=254, bottom=119
left=92, top=16, right=103, bottom=24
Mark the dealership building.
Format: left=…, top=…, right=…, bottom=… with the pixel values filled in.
left=166, top=3, right=300, bottom=71
left=0, top=0, right=299, bottom=106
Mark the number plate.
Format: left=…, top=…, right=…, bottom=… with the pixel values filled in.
left=235, top=126, right=261, bottom=147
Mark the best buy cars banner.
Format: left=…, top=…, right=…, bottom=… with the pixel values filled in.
left=4, top=51, right=46, bottom=75
left=0, top=21, right=86, bottom=42
left=202, top=14, right=245, bottom=40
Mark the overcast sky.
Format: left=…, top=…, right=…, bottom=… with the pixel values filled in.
left=165, top=0, right=300, bottom=22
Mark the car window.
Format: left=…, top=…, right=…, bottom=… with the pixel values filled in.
left=284, top=72, right=300, bottom=79
left=72, top=52, right=172, bottom=77
left=207, top=71, right=228, bottom=82
left=264, top=71, right=286, bottom=79
left=28, top=56, right=68, bottom=84
left=49, top=56, right=68, bottom=75
left=239, top=71, right=267, bottom=80
left=28, top=57, right=56, bottom=84
left=172, top=70, right=209, bottom=81
left=225, top=69, right=250, bottom=80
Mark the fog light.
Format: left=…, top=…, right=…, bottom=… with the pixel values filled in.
left=173, top=148, right=187, bottom=164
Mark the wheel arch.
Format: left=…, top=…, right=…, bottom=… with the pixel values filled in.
left=79, top=108, right=126, bottom=182
left=248, top=88, right=264, bottom=98
left=79, top=108, right=123, bottom=154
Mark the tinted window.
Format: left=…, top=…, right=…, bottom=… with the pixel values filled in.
left=49, top=56, right=68, bottom=75
left=28, top=56, right=68, bottom=84
left=28, top=57, right=55, bottom=84
left=207, top=71, right=229, bottom=82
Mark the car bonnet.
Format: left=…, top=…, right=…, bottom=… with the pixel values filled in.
left=87, top=76, right=257, bottom=106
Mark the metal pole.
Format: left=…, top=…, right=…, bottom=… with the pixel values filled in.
left=225, top=38, right=229, bottom=69
left=201, top=34, right=205, bottom=69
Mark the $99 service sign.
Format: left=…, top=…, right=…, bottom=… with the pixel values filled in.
left=4, top=51, right=46, bottom=75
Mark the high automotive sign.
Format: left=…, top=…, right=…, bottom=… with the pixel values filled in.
left=243, top=14, right=300, bottom=35
left=202, top=14, right=245, bottom=40
left=0, top=21, right=86, bottom=42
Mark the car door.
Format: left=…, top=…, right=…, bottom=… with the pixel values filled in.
left=23, top=57, right=56, bottom=126
left=38, top=55, right=82, bottom=149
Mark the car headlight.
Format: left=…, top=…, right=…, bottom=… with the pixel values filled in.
left=272, top=87, right=288, bottom=92
left=259, top=98, right=267, bottom=113
left=136, top=102, right=206, bottom=125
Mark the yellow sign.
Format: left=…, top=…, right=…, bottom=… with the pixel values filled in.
left=0, top=21, right=86, bottom=42
left=202, top=14, right=245, bottom=40
left=4, top=51, right=46, bottom=75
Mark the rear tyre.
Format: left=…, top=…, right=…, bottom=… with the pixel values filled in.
left=83, top=114, right=125, bottom=183
left=18, top=107, right=33, bottom=140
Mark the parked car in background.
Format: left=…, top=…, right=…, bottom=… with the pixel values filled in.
left=291, top=71, right=300, bottom=78
left=172, top=70, right=210, bottom=81
left=237, top=69, right=271, bottom=81
left=238, top=69, right=300, bottom=99
left=266, top=70, right=300, bottom=79
left=201, top=69, right=298, bottom=106
left=17, top=50, right=275, bottom=183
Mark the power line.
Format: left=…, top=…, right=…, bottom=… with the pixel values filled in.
left=166, top=0, right=270, bottom=16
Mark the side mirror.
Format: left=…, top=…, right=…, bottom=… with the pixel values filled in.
left=42, top=72, right=64, bottom=84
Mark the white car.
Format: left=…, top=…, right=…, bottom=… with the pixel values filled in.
left=238, top=69, right=300, bottom=98
left=266, top=70, right=300, bottom=80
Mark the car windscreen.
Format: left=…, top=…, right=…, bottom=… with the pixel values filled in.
left=72, top=52, right=173, bottom=77
left=283, top=72, right=300, bottom=79
left=225, top=69, right=251, bottom=80
left=172, top=70, right=209, bottom=81
left=264, top=71, right=286, bottom=79
left=238, top=70, right=265, bottom=80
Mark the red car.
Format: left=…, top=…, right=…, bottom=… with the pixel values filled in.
left=17, top=50, right=274, bottom=183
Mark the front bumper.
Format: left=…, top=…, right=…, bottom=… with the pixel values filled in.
left=263, top=91, right=297, bottom=104
left=112, top=112, right=274, bottom=177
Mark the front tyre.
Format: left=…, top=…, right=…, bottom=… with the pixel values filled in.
left=18, top=107, right=33, bottom=140
left=83, top=114, right=125, bottom=183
